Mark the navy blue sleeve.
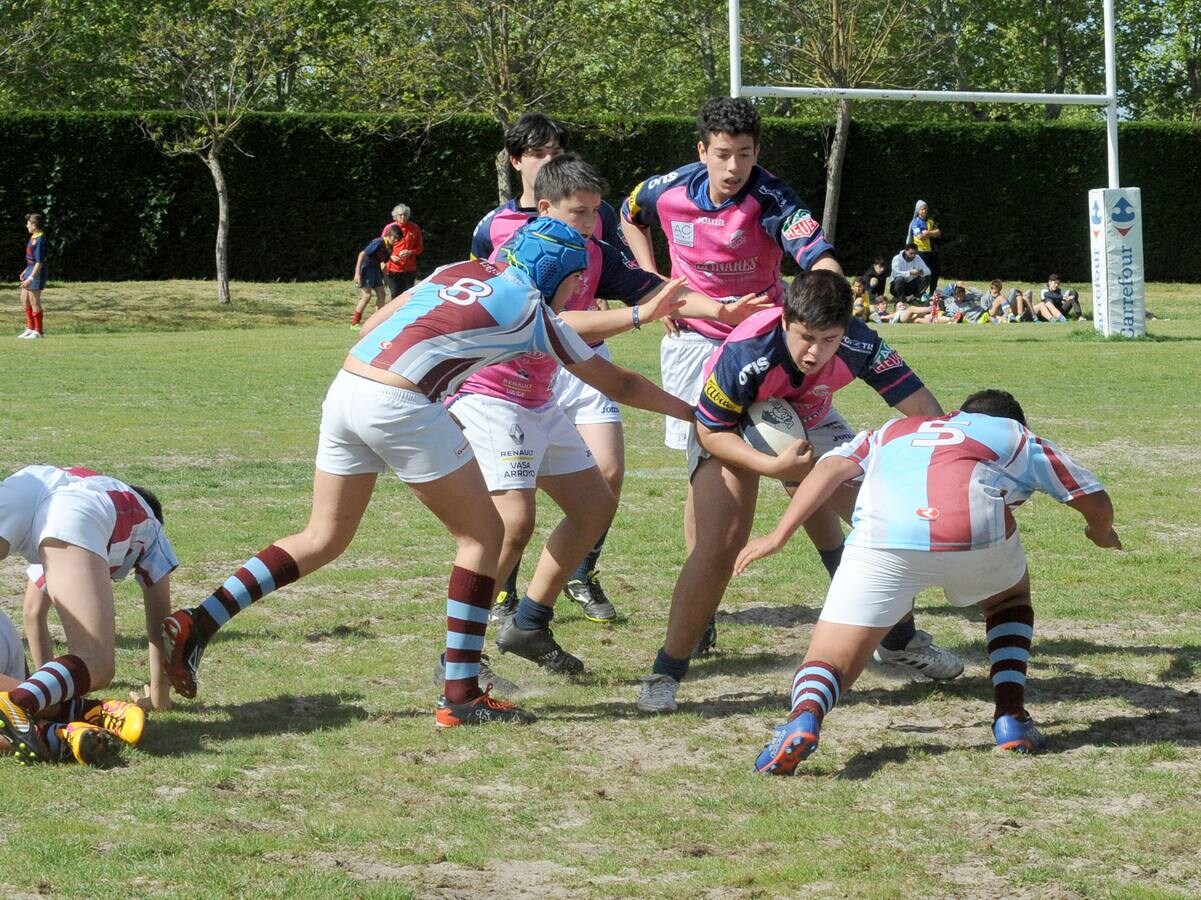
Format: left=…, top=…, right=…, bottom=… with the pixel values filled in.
left=753, top=170, right=836, bottom=269
left=594, top=240, right=663, bottom=305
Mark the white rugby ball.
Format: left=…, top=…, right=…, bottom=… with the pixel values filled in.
left=740, top=398, right=807, bottom=455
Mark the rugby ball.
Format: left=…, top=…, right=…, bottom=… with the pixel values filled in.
left=740, top=398, right=807, bottom=455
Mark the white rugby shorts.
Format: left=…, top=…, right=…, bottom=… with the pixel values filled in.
left=660, top=330, right=721, bottom=450
left=819, top=534, right=1029, bottom=628
left=553, top=342, right=622, bottom=426
left=315, top=369, right=474, bottom=484
left=449, top=392, right=595, bottom=492
left=0, top=468, right=114, bottom=564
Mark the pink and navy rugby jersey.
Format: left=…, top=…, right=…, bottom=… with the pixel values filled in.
left=6, top=465, right=177, bottom=588
left=621, top=163, right=834, bottom=339
left=348, top=258, right=594, bottom=402
left=470, top=199, right=626, bottom=261
left=457, top=234, right=660, bottom=407
left=696, top=309, right=923, bottom=433
left=829, top=411, right=1103, bottom=552
left=25, top=232, right=47, bottom=269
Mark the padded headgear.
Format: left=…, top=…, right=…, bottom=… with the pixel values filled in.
left=500, top=217, right=589, bottom=300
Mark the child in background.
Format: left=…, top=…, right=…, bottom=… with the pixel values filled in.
left=351, top=225, right=400, bottom=326
left=18, top=213, right=47, bottom=339
left=851, top=276, right=872, bottom=320
left=1038, top=274, right=1084, bottom=321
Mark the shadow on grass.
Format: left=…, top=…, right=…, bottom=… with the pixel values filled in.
left=144, top=692, right=373, bottom=757
left=718, top=604, right=820, bottom=628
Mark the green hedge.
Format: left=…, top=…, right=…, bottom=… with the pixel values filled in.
left=1, top=111, right=1198, bottom=284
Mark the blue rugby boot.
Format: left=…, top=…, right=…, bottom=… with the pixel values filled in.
left=753, top=711, right=821, bottom=775
left=993, top=713, right=1047, bottom=754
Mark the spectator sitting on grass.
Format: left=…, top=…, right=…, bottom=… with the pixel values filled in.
left=1039, top=274, right=1085, bottom=321
left=937, top=282, right=991, bottom=323
left=890, top=243, right=930, bottom=302
left=862, top=256, right=889, bottom=301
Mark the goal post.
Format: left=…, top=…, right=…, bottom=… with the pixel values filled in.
left=727, top=0, right=1145, bottom=336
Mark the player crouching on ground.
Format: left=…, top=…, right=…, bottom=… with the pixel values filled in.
left=738, top=389, right=1121, bottom=774
left=0, top=466, right=174, bottom=766
left=160, top=218, right=694, bottom=728
left=635, top=270, right=963, bottom=715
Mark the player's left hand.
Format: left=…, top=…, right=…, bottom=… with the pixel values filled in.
left=735, top=533, right=784, bottom=574
left=638, top=277, right=688, bottom=325
left=130, top=683, right=171, bottom=711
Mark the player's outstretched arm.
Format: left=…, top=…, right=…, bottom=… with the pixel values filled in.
left=893, top=386, right=944, bottom=418
left=565, top=356, right=693, bottom=421
left=620, top=219, right=660, bottom=275
left=735, top=455, right=863, bottom=574
left=699, top=425, right=813, bottom=482
left=141, top=575, right=173, bottom=710
left=1066, top=490, right=1122, bottom=549
left=559, top=278, right=688, bottom=342
left=22, top=579, right=53, bottom=669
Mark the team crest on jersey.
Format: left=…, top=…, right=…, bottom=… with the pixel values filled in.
left=671, top=221, right=695, bottom=247
left=871, top=340, right=903, bottom=374
left=728, top=229, right=747, bottom=250
left=702, top=375, right=742, bottom=413
left=916, top=507, right=940, bottom=520
left=379, top=340, right=393, bottom=350
left=782, top=210, right=819, bottom=241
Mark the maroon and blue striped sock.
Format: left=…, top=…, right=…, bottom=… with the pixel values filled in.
left=8, top=654, right=92, bottom=715
left=986, top=604, right=1034, bottom=719
left=194, top=544, right=300, bottom=642
left=443, top=567, right=494, bottom=704
left=789, top=660, right=842, bottom=723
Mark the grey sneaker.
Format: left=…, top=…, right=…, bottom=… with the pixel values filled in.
left=563, top=571, right=617, bottom=622
left=489, top=590, right=518, bottom=627
left=636, top=673, right=679, bottom=714
left=872, top=629, right=964, bottom=680
left=690, top=616, right=717, bottom=659
left=433, top=653, right=520, bottom=696
left=494, top=621, right=585, bottom=675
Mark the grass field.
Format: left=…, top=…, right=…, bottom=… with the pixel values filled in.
left=1, top=279, right=1199, bottom=898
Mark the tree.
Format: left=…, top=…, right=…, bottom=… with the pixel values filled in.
left=749, top=0, right=930, bottom=242
left=125, top=1, right=319, bottom=303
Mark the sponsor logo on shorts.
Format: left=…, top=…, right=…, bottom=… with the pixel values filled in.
left=671, top=221, right=695, bottom=247
left=455, top=440, right=469, bottom=457
left=702, top=375, right=742, bottom=413
left=870, top=340, right=903, bottom=374
left=509, top=425, right=525, bottom=445
left=782, top=210, right=819, bottom=241
left=916, top=507, right=940, bottom=520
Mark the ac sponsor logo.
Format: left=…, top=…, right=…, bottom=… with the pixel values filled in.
left=870, top=340, right=903, bottom=373
left=782, top=210, right=819, bottom=241
left=702, top=375, right=743, bottom=413
left=671, top=221, right=695, bottom=247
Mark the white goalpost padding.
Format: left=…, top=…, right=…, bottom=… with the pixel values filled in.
left=727, top=0, right=1146, bottom=336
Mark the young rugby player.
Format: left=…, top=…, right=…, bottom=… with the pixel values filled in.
left=738, top=390, right=1120, bottom=773
left=634, top=271, right=959, bottom=713
left=0, top=465, right=174, bottom=764
left=160, top=219, right=694, bottom=727
left=18, top=213, right=47, bottom=339
left=622, top=97, right=962, bottom=671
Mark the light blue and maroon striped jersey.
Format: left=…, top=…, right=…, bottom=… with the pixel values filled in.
left=830, top=412, right=1103, bottom=552
left=348, top=258, right=594, bottom=402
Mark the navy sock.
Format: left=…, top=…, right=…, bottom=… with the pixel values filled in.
left=817, top=544, right=844, bottom=579
left=503, top=557, right=520, bottom=597
left=880, top=616, right=916, bottom=651
left=514, top=595, right=554, bottom=631
left=652, top=647, right=690, bottom=682
left=571, top=528, right=609, bottom=583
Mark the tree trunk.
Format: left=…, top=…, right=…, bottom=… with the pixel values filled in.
left=495, top=148, right=511, bottom=204
left=206, top=148, right=232, bottom=305
left=822, top=99, right=852, bottom=245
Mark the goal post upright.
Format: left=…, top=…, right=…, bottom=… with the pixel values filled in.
left=727, top=0, right=1146, bottom=337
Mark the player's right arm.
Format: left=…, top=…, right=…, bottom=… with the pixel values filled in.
left=1066, top=490, right=1121, bottom=549
left=22, top=576, right=53, bottom=668
left=141, top=574, right=173, bottom=710
left=698, top=424, right=812, bottom=482
left=620, top=179, right=664, bottom=275
left=353, top=250, right=366, bottom=284
left=565, top=355, right=694, bottom=421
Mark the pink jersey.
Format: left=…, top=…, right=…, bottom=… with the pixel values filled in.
left=1, top=465, right=177, bottom=588
left=622, top=162, right=834, bottom=340
left=830, top=412, right=1103, bottom=551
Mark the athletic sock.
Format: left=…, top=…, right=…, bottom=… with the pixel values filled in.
left=879, top=616, right=916, bottom=651
left=350, top=311, right=361, bottom=325
left=194, top=544, right=300, bottom=642
left=570, top=528, right=609, bottom=583
left=8, top=655, right=92, bottom=715
left=986, top=604, right=1034, bottom=719
left=32, top=310, right=43, bottom=334
left=513, top=595, right=554, bottom=631
left=23, top=304, right=34, bottom=330
left=443, top=566, right=494, bottom=704
left=817, top=543, right=844, bottom=579
left=651, top=647, right=689, bottom=683
left=790, top=660, right=842, bottom=722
